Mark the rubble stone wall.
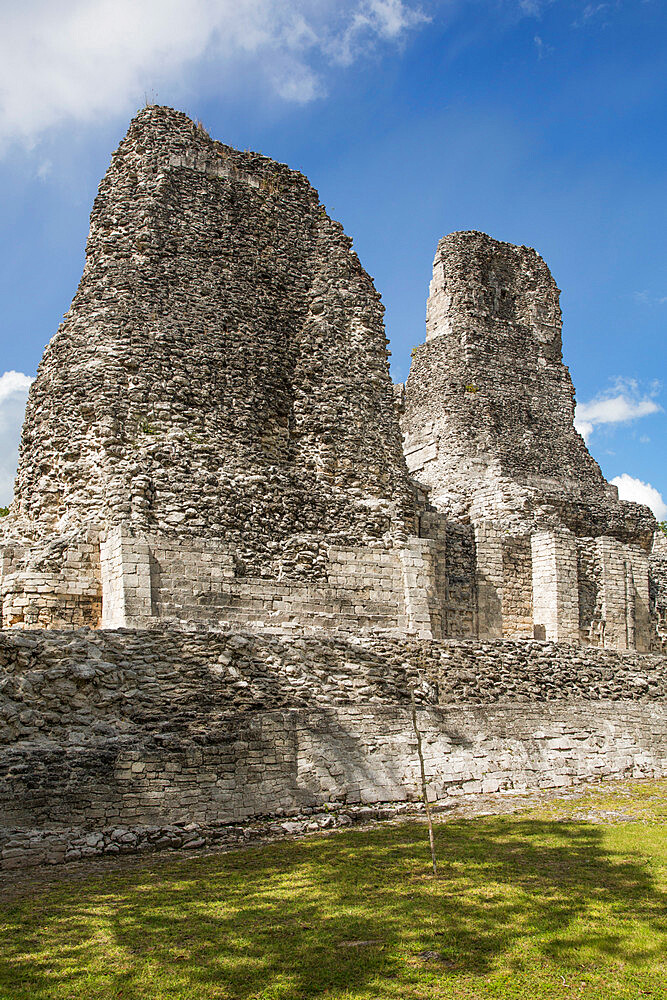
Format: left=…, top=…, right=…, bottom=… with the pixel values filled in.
left=0, top=532, right=101, bottom=629
left=9, top=106, right=414, bottom=575
left=2, top=628, right=666, bottom=869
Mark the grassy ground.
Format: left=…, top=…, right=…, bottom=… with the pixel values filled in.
left=2, top=779, right=667, bottom=999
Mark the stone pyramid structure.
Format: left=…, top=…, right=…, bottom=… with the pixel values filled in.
left=402, top=231, right=654, bottom=542
left=0, top=107, right=456, bottom=635
left=14, top=105, right=413, bottom=556
left=0, top=110, right=662, bottom=649
left=1, top=110, right=666, bottom=875
left=399, top=231, right=660, bottom=647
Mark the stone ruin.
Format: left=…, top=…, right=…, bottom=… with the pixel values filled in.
left=401, top=231, right=663, bottom=649
left=1, top=106, right=666, bottom=870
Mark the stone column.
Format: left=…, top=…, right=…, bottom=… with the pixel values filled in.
left=531, top=529, right=579, bottom=643
left=100, top=524, right=153, bottom=627
left=474, top=521, right=504, bottom=639
left=595, top=538, right=651, bottom=652
left=399, top=537, right=440, bottom=639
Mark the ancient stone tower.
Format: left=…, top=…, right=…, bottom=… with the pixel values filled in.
left=0, top=106, right=459, bottom=635
left=0, top=111, right=663, bottom=650
left=15, top=106, right=413, bottom=549
left=3, top=111, right=666, bottom=876
left=399, top=231, right=661, bottom=650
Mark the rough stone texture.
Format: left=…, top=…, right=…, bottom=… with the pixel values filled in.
left=0, top=531, right=101, bottom=629
left=1, top=109, right=666, bottom=871
left=400, top=231, right=661, bottom=649
left=650, top=531, right=667, bottom=643
left=402, top=231, right=655, bottom=544
left=7, top=105, right=414, bottom=569
left=0, top=112, right=660, bottom=650
left=2, top=627, right=666, bottom=869
left=96, top=522, right=475, bottom=639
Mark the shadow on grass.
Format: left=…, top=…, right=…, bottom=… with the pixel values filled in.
left=2, top=817, right=666, bottom=999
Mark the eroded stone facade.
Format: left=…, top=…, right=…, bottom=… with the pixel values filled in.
left=400, top=231, right=662, bottom=651
left=2, top=628, right=666, bottom=869
left=1, top=107, right=665, bottom=871
left=1, top=111, right=661, bottom=651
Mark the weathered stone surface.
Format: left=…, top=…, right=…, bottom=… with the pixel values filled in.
left=399, top=231, right=662, bottom=649
left=0, top=109, right=665, bottom=872
left=402, top=231, right=654, bottom=543
left=9, top=105, right=414, bottom=566
left=1, top=626, right=666, bottom=870
left=650, top=531, right=667, bottom=642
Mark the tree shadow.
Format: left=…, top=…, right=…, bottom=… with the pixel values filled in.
left=2, top=816, right=666, bottom=999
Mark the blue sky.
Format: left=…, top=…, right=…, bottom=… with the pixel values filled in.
left=0, top=0, right=665, bottom=516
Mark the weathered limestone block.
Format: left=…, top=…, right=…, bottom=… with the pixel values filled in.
left=474, top=521, right=504, bottom=639
left=100, top=525, right=152, bottom=627
left=531, top=529, right=579, bottom=643
left=649, top=530, right=667, bottom=646
left=0, top=531, right=101, bottom=629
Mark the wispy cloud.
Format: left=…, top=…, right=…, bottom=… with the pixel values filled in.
left=572, top=2, right=612, bottom=27
left=533, top=34, right=554, bottom=58
left=610, top=473, right=667, bottom=519
left=328, top=0, right=428, bottom=65
left=574, top=379, right=662, bottom=442
left=634, top=290, right=667, bottom=306
left=0, top=0, right=427, bottom=151
left=518, top=0, right=550, bottom=14
left=0, top=371, right=33, bottom=506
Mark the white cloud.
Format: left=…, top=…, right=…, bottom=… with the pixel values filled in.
left=328, top=0, right=428, bottom=65
left=36, top=159, right=53, bottom=180
left=0, top=0, right=426, bottom=149
left=635, top=290, right=667, bottom=306
left=518, top=0, right=555, bottom=16
left=611, top=473, right=667, bottom=520
left=0, top=371, right=33, bottom=507
left=574, top=381, right=662, bottom=443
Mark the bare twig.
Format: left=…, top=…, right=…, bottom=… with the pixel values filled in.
left=411, top=689, right=437, bottom=875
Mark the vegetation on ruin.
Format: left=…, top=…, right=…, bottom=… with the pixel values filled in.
left=2, top=778, right=667, bottom=1000
left=657, top=520, right=667, bottom=536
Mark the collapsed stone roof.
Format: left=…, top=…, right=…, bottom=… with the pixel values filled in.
left=11, top=106, right=414, bottom=572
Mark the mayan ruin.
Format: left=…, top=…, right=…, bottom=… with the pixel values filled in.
left=1, top=106, right=666, bottom=871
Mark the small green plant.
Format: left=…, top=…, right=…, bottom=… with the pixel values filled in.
left=464, top=384, right=478, bottom=393
left=139, top=420, right=158, bottom=435
left=411, top=346, right=419, bottom=358
left=0, top=506, right=9, bottom=517
left=658, top=521, right=667, bottom=536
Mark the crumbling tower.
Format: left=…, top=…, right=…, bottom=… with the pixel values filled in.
left=0, top=107, right=452, bottom=635
left=401, top=231, right=658, bottom=649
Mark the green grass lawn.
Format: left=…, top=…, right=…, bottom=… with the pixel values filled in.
left=2, top=779, right=667, bottom=999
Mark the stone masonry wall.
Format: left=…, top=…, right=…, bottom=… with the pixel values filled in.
left=650, top=531, right=667, bottom=645
left=2, top=628, right=666, bottom=869
left=0, top=531, right=101, bottom=629
left=147, top=533, right=410, bottom=634
left=7, top=106, right=414, bottom=576
left=401, top=231, right=655, bottom=545
left=96, top=521, right=475, bottom=639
